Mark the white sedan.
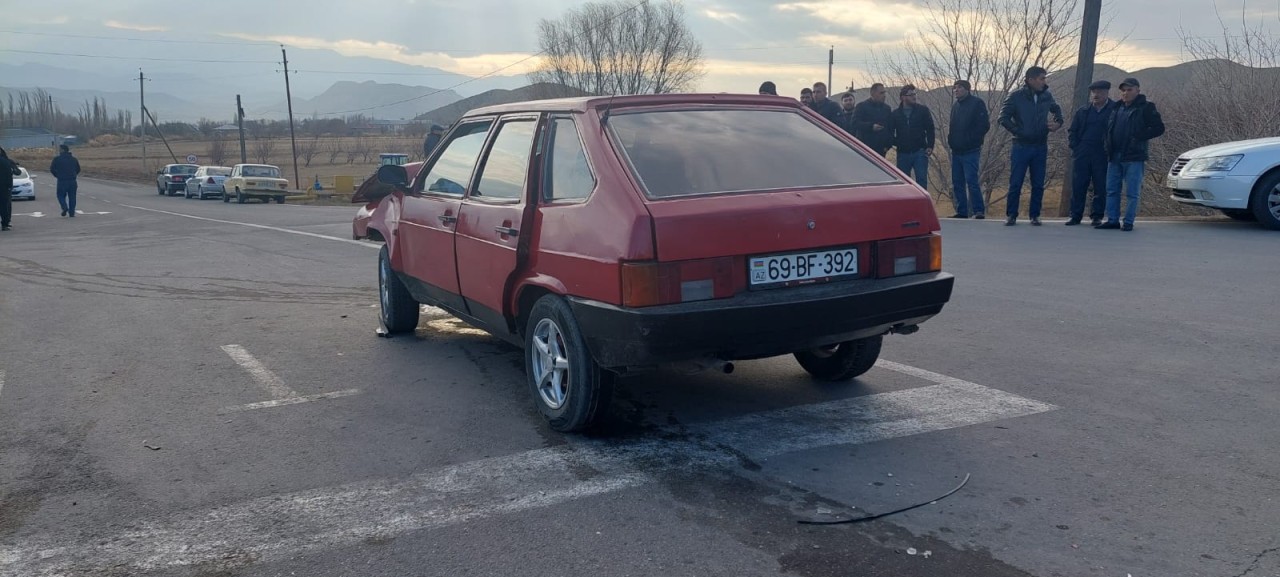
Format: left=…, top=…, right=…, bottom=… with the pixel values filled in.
left=184, top=166, right=232, bottom=200
left=1167, top=137, right=1280, bottom=230
left=10, top=167, right=35, bottom=200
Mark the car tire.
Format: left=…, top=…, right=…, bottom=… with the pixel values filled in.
left=236, top=189, right=246, bottom=204
left=794, top=335, right=883, bottom=381
left=378, top=245, right=419, bottom=335
left=1249, top=171, right=1280, bottom=230
left=223, top=193, right=230, bottom=203
left=275, top=195, right=286, bottom=204
left=1221, top=208, right=1256, bottom=221
left=525, top=295, right=614, bottom=433
left=157, top=182, right=165, bottom=195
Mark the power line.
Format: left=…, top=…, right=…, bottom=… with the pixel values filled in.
left=0, top=29, right=276, bottom=45
left=0, top=49, right=277, bottom=64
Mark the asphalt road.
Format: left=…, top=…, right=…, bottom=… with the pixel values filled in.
left=1, top=179, right=1276, bottom=577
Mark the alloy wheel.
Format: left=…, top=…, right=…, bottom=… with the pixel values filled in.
left=531, top=318, right=571, bottom=410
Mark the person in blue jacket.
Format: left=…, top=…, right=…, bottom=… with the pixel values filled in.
left=49, top=144, right=81, bottom=217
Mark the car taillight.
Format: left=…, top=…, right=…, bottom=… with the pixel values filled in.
left=172, top=175, right=184, bottom=182
left=875, top=234, right=942, bottom=278
left=207, top=177, right=216, bottom=184
left=620, top=257, right=734, bottom=307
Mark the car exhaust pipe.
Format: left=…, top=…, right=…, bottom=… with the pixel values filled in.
left=891, top=324, right=920, bottom=335
left=719, top=361, right=735, bottom=374
left=677, top=359, right=735, bottom=375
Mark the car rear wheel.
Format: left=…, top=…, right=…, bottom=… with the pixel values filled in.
left=378, top=245, right=419, bottom=334
left=222, top=192, right=230, bottom=203
left=157, top=182, right=164, bottom=195
left=1249, top=172, right=1280, bottom=230
left=525, top=295, right=613, bottom=433
left=236, top=189, right=246, bottom=204
left=1220, top=208, right=1255, bottom=221
left=794, top=335, right=883, bottom=381
left=275, top=195, right=286, bottom=204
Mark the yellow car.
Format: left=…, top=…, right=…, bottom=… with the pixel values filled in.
left=223, top=164, right=290, bottom=204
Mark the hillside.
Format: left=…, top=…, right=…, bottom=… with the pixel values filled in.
left=287, top=81, right=463, bottom=121
left=415, top=83, right=592, bottom=126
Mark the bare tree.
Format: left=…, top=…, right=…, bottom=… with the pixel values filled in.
left=298, top=135, right=321, bottom=167
left=326, top=139, right=344, bottom=164
left=209, top=135, right=228, bottom=166
left=527, top=0, right=704, bottom=95
left=252, top=137, right=276, bottom=164
left=873, top=0, right=1105, bottom=208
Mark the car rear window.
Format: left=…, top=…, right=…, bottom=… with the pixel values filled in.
left=607, top=108, right=896, bottom=198
left=207, top=167, right=231, bottom=176
left=173, top=165, right=198, bottom=175
left=242, top=166, right=280, bottom=178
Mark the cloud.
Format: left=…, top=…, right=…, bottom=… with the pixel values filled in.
left=104, top=20, right=168, bottom=32
left=1098, top=38, right=1185, bottom=70
left=222, top=33, right=539, bottom=77
left=704, top=9, right=745, bottom=23
left=775, top=0, right=926, bottom=42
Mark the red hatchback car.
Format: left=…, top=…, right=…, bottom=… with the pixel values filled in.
left=354, top=94, right=954, bottom=432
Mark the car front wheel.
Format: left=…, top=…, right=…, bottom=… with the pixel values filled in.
left=378, top=245, right=419, bottom=334
left=1250, top=172, right=1280, bottom=230
left=794, top=335, right=883, bottom=381
left=525, top=295, right=613, bottom=432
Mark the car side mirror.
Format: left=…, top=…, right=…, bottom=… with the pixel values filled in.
left=376, top=164, right=410, bottom=190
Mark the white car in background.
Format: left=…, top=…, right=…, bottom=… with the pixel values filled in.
left=1167, top=137, right=1280, bottom=230
left=184, top=166, right=232, bottom=200
left=10, top=167, right=35, bottom=200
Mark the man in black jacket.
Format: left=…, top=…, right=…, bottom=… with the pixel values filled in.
left=422, top=124, right=444, bottom=159
left=853, top=83, right=893, bottom=156
left=891, top=85, right=935, bottom=191
left=947, top=80, right=990, bottom=218
left=1096, top=77, right=1165, bottom=231
left=0, top=147, right=15, bottom=231
left=835, top=92, right=857, bottom=136
left=810, top=82, right=842, bottom=124
left=1066, top=80, right=1115, bottom=226
left=49, top=144, right=81, bottom=217
left=998, top=66, right=1064, bottom=225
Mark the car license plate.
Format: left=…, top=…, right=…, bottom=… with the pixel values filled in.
left=750, top=248, right=858, bottom=287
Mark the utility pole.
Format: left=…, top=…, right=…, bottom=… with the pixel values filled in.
left=281, top=46, right=300, bottom=189
left=47, top=95, right=55, bottom=147
left=139, top=69, right=147, bottom=176
left=827, top=46, right=834, bottom=92
left=236, top=94, right=247, bottom=164
left=1057, top=0, right=1102, bottom=217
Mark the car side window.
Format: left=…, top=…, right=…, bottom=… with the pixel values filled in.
left=419, top=121, right=493, bottom=196
left=472, top=120, right=537, bottom=201
left=545, top=117, right=595, bottom=201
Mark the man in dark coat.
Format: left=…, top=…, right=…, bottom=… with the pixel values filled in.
left=998, top=66, right=1064, bottom=225
left=835, top=92, right=857, bottom=136
left=890, top=84, right=935, bottom=191
left=1096, top=77, right=1165, bottom=231
left=49, top=144, right=81, bottom=217
left=0, top=147, right=15, bottom=231
left=810, top=82, right=842, bottom=124
left=422, top=124, right=444, bottom=159
left=853, top=83, right=893, bottom=156
left=1066, top=80, right=1115, bottom=226
left=947, top=79, right=990, bottom=218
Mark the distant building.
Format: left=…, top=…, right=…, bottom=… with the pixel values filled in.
left=350, top=119, right=413, bottom=135
left=0, top=128, right=61, bottom=149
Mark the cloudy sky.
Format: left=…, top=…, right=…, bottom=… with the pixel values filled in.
left=4, top=0, right=1277, bottom=100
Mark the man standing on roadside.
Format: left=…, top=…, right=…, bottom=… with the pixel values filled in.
left=422, top=124, right=444, bottom=159
left=998, top=66, right=1064, bottom=226
left=891, top=84, right=935, bottom=191
left=810, top=82, right=842, bottom=123
left=1066, top=80, right=1115, bottom=226
left=835, top=92, right=858, bottom=136
left=947, top=80, right=989, bottom=219
left=49, top=144, right=81, bottom=218
left=0, top=147, right=15, bottom=231
left=853, top=83, right=893, bottom=157
left=1097, top=77, right=1165, bottom=231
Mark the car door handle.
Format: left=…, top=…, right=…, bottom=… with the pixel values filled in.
left=494, top=226, right=518, bottom=236
left=438, top=214, right=457, bottom=224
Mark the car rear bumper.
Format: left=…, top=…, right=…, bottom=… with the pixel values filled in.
left=568, top=272, right=954, bottom=368
left=1166, top=173, right=1255, bottom=209
left=11, top=187, right=34, bottom=199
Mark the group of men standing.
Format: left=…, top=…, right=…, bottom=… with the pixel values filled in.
left=763, top=65, right=1164, bottom=230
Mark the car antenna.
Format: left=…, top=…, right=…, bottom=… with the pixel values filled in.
left=601, top=92, right=618, bottom=127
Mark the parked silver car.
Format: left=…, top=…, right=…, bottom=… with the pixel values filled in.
left=10, top=166, right=35, bottom=200
left=184, top=166, right=232, bottom=200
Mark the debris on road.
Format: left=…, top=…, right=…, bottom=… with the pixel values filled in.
left=143, top=442, right=162, bottom=451
left=798, top=473, right=971, bottom=525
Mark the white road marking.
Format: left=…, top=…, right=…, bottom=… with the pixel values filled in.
left=220, top=344, right=297, bottom=400
left=219, top=389, right=363, bottom=414
left=0, top=362, right=1057, bottom=576
left=0, top=370, right=5, bottom=403
left=108, top=201, right=378, bottom=249
left=13, top=212, right=45, bottom=217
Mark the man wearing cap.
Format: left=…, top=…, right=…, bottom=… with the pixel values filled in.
left=422, top=124, right=445, bottom=159
left=947, top=79, right=990, bottom=218
left=998, top=66, right=1064, bottom=225
left=890, top=84, right=935, bottom=191
left=1097, top=77, right=1165, bottom=231
left=853, top=83, right=893, bottom=156
left=1065, top=80, right=1116, bottom=226
left=758, top=81, right=778, bottom=96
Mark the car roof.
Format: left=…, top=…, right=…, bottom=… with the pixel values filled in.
left=466, top=93, right=806, bottom=118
